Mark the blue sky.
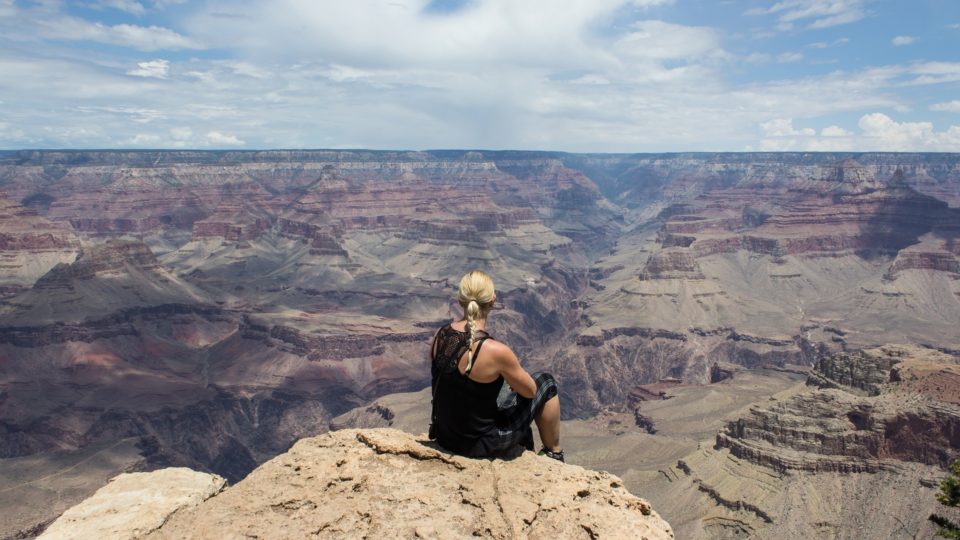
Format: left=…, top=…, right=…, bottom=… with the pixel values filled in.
left=0, top=0, right=959, bottom=151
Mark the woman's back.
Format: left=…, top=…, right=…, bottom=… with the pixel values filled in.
left=429, top=269, right=563, bottom=461
left=431, top=324, right=505, bottom=456
left=444, top=319, right=502, bottom=381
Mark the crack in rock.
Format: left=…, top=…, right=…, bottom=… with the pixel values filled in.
left=355, top=432, right=465, bottom=470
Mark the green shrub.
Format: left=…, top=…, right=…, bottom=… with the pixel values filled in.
left=931, top=457, right=960, bottom=539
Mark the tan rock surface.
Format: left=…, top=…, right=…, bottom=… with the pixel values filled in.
left=39, top=467, right=226, bottom=540
left=151, top=428, right=673, bottom=539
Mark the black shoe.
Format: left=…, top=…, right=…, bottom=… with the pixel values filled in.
left=537, top=448, right=565, bottom=463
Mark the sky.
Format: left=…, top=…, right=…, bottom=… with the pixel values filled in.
left=0, top=0, right=959, bottom=152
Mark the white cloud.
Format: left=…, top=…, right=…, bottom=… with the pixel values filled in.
left=745, top=52, right=772, bottom=63
left=0, top=121, right=29, bottom=143
left=127, top=59, right=170, bottom=78
left=153, top=0, right=187, bottom=8
left=183, top=104, right=241, bottom=120
left=932, top=101, right=960, bottom=113
left=41, top=125, right=110, bottom=145
left=903, top=62, right=960, bottom=86
left=170, top=127, right=193, bottom=141
left=777, top=52, right=804, bottom=63
left=74, top=105, right=165, bottom=122
left=18, top=7, right=204, bottom=51
left=91, top=22, right=200, bottom=51
left=747, top=0, right=867, bottom=29
left=760, top=113, right=960, bottom=151
left=821, top=125, right=852, bottom=136
left=121, top=126, right=209, bottom=148
left=570, top=74, right=611, bottom=85
left=761, top=118, right=816, bottom=137
left=89, top=0, right=146, bottom=16
left=0, top=0, right=15, bottom=17
left=0, top=53, right=157, bottom=101
left=325, top=64, right=375, bottom=82
left=130, top=133, right=160, bottom=144
left=219, top=61, right=270, bottom=79
left=0, top=38, right=925, bottom=151
left=189, top=1, right=716, bottom=73
left=892, top=35, right=915, bottom=46
left=206, top=131, right=245, bottom=146
left=858, top=113, right=941, bottom=149
left=808, top=37, right=850, bottom=49
left=0, top=0, right=955, bottom=153
left=613, top=20, right=721, bottom=62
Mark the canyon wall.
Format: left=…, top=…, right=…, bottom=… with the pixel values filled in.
left=717, top=345, right=960, bottom=473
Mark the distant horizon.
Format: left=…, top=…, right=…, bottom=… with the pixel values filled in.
left=2, top=148, right=960, bottom=156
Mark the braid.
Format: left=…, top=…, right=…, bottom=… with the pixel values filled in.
left=464, top=300, right=480, bottom=372
left=456, top=270, right=495, bottom=373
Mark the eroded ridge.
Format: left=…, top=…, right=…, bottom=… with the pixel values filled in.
left=716, top=345, right=960, bottom=473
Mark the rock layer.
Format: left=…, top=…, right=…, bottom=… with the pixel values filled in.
left=0, top=192, right=79, bottom=294
left=716, top=345, right=960, bottom=473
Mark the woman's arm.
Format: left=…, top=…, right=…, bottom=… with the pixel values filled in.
left=491, top=341, right=537, bottom=398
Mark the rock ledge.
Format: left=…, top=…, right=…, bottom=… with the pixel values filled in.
left=39, top=467, right=226, bottom=540
left=45, top=428, right=673, bottom=539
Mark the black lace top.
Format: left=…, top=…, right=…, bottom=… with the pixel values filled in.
left=430, top=324, right=504, bottom=457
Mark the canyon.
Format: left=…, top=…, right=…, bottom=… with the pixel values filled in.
left=1, top=150, right=959, bottom=538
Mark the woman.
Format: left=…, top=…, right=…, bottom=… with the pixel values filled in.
left=429, top=270, right=564, bottom=461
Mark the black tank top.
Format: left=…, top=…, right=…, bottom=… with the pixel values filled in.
left=431, top=324, right=504, bottom=457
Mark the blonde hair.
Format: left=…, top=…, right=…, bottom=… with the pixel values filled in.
left=457, top=270, right=495, bottom=371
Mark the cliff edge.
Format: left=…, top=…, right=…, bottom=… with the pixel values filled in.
left=40, top=428, right=673, bottom=539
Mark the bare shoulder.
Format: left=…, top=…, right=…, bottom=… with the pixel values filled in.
left=482, top=339, right=518, bottom=365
